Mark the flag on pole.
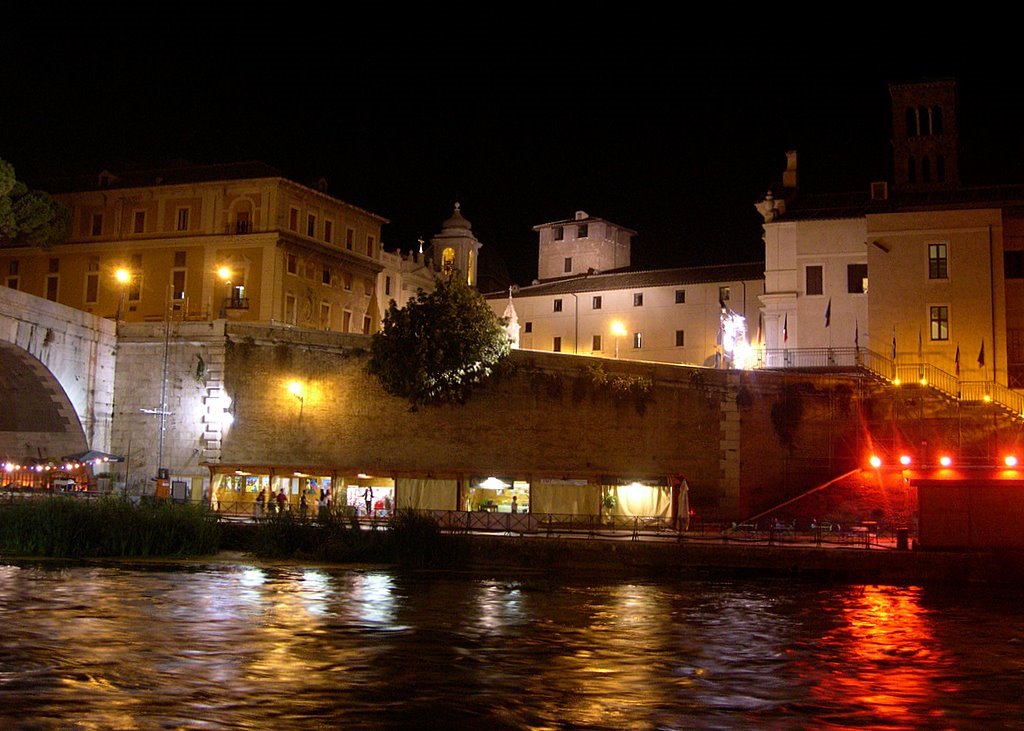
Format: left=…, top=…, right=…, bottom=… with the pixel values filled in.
left=825, top=298, right=831, bottom=328
left=955, top=344, right=961, bottom=377
left=783, top=313, right=788, bottom=344
left=978, top=339, right=985, bottom=368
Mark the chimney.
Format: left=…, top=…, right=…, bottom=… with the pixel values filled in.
left=782, top=151, right=798, bottom=189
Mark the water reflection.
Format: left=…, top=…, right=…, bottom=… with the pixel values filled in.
left=1, top=562, right=1023, bottom=729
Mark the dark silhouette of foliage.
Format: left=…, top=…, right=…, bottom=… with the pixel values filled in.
left=368, top=275, right=511, bottom=406
left=0, top=158, right=69, bottom=249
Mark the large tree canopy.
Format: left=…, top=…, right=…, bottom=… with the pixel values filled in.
left=0, top=157, right=69, bottom=248
left=368, top=276, right=511, bottom=406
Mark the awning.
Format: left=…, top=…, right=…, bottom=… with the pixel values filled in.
left=61, top=450, right=125, bottom=464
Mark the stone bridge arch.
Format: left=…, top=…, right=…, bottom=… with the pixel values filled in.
left=0, top=287, right=116, bottom=462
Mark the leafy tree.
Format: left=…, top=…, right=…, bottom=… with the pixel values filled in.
left=368, top=275, right=511, bottom=406
left=0, top=157, right=70, bottom=248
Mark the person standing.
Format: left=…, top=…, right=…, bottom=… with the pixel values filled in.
left=255, top=488, right=266, bottom=517
left=511, top=495, right=518, bottom=514
left=363, top=486, right=374, bottom=517
left=299, top=492, right=308, bottom=519
left=276, top=488, right=287, bottom=513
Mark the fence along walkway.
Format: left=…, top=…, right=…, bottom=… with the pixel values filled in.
left=756, top=347, right=1024, bottom=420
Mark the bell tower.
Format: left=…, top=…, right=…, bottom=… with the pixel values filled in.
left=890, top=79, right=959, bottom=191
left=428, top=203, right=482, bottom=287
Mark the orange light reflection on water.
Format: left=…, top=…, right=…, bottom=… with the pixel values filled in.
left=804, top=585, right=959, bottom=728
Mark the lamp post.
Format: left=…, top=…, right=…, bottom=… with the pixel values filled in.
left=288, top=380, right=305, bottom=420
left=217, top=266, right=232, bottom=318
left=611, top=320, right=627, bottom=359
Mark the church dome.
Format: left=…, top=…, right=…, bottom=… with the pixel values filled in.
left=441, top=202, right=472, bottom=235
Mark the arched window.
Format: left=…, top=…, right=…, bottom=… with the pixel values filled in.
left=905, top=107, right=917, bottom=137
left=922, top=156, right=931, bottom=183
left=466, top=249, right=474, bottom=286
left=441, top=247, right=456, bottom=277
left=908, top=156, right=916, bottom=184
left=919, top=106, right=930, bottom=135
left=937, top=155, right=945, bottom=183
left=932, top=106, right=943, bottom=134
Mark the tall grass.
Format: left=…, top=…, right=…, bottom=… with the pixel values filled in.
left=249, top=509, right=467, bottom=567
left=0, top=496, right=221, bottom=558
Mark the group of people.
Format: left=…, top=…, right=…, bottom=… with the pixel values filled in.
left=254, top=487, right=289, bottom=516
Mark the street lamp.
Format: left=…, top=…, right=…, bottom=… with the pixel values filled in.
left=114, top=267, right=131, bottom=332
left=611, top=320, right=627, bottom=359
left=217, top=266, right=232, bottom=318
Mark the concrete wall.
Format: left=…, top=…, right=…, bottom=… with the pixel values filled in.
left=0, top=286, right=115, bottom=453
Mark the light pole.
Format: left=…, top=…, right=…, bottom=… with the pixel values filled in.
left=611, top=320, right=627, bottom=359
left=217, top=266, right=232, bottom=318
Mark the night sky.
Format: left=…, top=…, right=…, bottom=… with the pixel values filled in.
left=4, top=15, right=1023, bottom=288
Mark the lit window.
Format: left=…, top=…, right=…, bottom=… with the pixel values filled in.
left=930, top=305, right=949, bottom=341
left=633, top=332, right=642, bottom=349
left=929, top=243, right=948, bottom=279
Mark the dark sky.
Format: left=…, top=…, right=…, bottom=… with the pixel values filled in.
left=4, top=14, right=1023, bottom=287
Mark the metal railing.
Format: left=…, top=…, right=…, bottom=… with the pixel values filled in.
left=756, top=346, right=1024, bottom=420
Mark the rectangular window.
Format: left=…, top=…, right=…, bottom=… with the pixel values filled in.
left=929, top=243, right=948, bottom=279
left=592, top=295, right=602, bottom=309
left=173, top=250, right=187, bottom=268
left=1006, top=251, right=1024, bottom=279
left=85, top=273, right=99, bottom=304
left=342, top=310, right=352, bottom=332
left=133, top=211, right=146, bottom=233
left=322, top=266, right=332, bottom=285
left=324, top=220, right=333, bottom=243
left=236, top=211, right=252, bottom=234
left=128, top=275, right=141, bottom=302
left=564, top=257, right=572, bottom=273
left=633, top=332, right=642, bottom=349
left=346, top=228, right=354, bottom=250
left=45, top=274, right=58, bottom=301
left=675, top=289, right=686, bottom=304
left=171, top=269, right=186, bottom=300
left=806, top=265, right=823, bottom=295
left=385, top=276, right=392, bottom=296
left=553, top=336, right=561, bottom=352
left=553, top=226, right=564, bottom=241
left=307, top=214, right=316, bottom=237
left=367, top=235, right=375, bottom=257
left=930, top=305, right=949, bottom=341
left=289, top=208, right=299, bottom=232
left=847, top=263, right=868, bottom=294
left=176, top=208, right=190, bottom=232
left=344, top=272, right=352, bottom=291
left=320, top=302, right=331, bottom=330
left=362, top=316, right=371, bottom=335
left=577, top=223, right=588, bottom=238
left=592, top=334, right=602, bottom=351
left=553, top=298, right=563, bottom=312
left=676, top=330, right=685, bottom=347
left=91, top=212, right=103, bottom=236
left=285, top=293, right=297, bottom=325
left=633, top=292, right=643, bottom=307
left=719, top=286, right=731, bottom=302
left=287, top=254, right=297, bottom=275
left=524, top=322, right=532, bottom=333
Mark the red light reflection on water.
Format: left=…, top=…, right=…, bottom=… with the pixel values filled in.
left=801, top=585, right=959, bottom=728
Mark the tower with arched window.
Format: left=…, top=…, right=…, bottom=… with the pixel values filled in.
left=890, top=79, right=959, bottom=190
left=427, top=203, right=482, bottom=287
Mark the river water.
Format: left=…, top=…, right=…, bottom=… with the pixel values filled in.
left=1, top=559, right=1023, bottom=730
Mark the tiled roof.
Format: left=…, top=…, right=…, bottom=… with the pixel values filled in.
left=484, top=261, right=765, bottom=299
left=50, top=161, right=288, bottom=193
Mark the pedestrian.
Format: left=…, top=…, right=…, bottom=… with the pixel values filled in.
left=254, top=487, right=266, bottom=517
left=511, top=495, right=518, bottom=514
left=299, top=492, right=308, bottom=519
left=317, top=488, right=328, bottom=521
left=363, top=486, right=373, bottom=517
left=276, top=488, right=287, bottom=513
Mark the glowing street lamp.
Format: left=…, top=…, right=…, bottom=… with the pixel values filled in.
left=611, top=320, right=627, bottom=359
left=114, top=267, right=131, bottom=330
left=217, top=266, right=232, bottom=318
